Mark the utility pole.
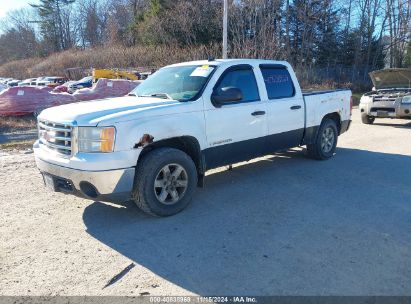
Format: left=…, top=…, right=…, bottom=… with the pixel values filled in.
left=223, top=0, right=228, bottom=59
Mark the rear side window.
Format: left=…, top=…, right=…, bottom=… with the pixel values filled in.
left=215, top=67, right=260, bottom=103
left=260, top=67, right=295, bottom=99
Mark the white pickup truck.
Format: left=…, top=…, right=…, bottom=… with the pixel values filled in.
left=34, top=59, right=352, bottom=216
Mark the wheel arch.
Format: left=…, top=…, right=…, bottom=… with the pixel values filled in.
left=303, top=111, right=342, bottom=145
left=138, top=136, right=205, bottom=187
left=322, top=112, right=342, bottom=134
left=305, top=111, right=340, bottom=160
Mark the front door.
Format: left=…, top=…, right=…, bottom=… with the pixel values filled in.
left=203, top=64, right=268, bottom=169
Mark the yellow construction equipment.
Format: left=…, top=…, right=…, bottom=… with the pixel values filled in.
left=92, top=69, right=141, bottom=83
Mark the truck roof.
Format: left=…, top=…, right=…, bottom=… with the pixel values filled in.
left=167, top=59, right=291, bottom=68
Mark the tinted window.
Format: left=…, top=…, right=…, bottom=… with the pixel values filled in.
left=260, top=68, right=295, bottom=99
left=216, top=67, right=260, bottom=103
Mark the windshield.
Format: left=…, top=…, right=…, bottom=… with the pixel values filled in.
left=131, top=65, right=215, bottom=101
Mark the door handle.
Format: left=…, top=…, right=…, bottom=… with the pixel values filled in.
left=290, top=105, right=302, bottom=110
left=251, top=111, right=266, bottom=116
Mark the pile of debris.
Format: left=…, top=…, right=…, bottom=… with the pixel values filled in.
left=0, top=79, right=141, bottom=116
left=73, top=78, right=140, bottom=101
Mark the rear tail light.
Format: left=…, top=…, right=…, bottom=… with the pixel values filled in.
left=350, top=96, right=353, bottom=116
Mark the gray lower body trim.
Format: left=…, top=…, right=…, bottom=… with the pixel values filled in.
left=340, top=119, right=351, bottom=134
left=203, top=128, right=305, bottom=170
left=302, top=125, right=320, bottom=145
left=35, top=157, right=135, bottom=203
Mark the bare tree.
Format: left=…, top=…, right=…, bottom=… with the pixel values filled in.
left=0, top=8, right=40, bottom=64
left=229, top=0, right=283, bottom=59
left=385, top=0, right=411, bottom=67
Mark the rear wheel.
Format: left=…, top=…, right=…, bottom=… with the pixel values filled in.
left=132, top=147, right=197, bottom=217
left=307, top=118, right=338, bottom=160
left=361, top=113, right=375, bottom=124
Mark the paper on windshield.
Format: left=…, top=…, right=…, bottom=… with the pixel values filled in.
left=190, top=65, right=214, bottom=77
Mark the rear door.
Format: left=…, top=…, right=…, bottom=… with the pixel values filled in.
left=204, top=64, right=268, bottom=169
left=259, top=64, right=305, bottom=152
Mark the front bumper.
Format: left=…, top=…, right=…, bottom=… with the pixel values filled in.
left=397, top=103, right=411, bottom=117
left=369, top=110, right=397, bottom=118
left=360, top=103, right=411, bottom=118
left=35, top=157, right=135, bottom=203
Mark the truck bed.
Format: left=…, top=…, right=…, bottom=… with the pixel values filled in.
left=302, top=89, right=352, bottom=133
left=302, top=89, right=350, bottom=96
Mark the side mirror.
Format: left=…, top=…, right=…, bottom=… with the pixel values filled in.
left=211, top=87, right=243, bottom=107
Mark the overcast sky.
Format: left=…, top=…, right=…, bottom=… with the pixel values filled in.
left=0, top=0, right=38, bottom=19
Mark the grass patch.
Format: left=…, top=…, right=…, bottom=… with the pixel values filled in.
left=352, top=93, right=363, bottom=106
left=0, top=139, right=35, bottom=151
left=0, top=115, right=37, bottom=132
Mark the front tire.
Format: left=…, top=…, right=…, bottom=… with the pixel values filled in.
left=132, top=148, right=197, bottom=217
left=361, top=113, right=375, bottom=124
left=307, top=118, right=338, bottom=160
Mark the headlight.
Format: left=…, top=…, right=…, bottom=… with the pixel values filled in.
left=78, top=127, right=116, bottom=153
left=401, top=96, right=411, bottom=104
left=359, top=96, right=371, bottom=104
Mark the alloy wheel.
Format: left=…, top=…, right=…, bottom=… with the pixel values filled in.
left=321, top=126, right=335, bottom=153
left=154, top=163, right=188, bottom=205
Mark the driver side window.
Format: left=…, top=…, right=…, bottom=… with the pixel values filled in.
left=215, top=67, right=260, bottom=103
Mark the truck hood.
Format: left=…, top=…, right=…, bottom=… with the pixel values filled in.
left=38, top=96, right=182, bottom=126
left=369, top=69, right=411, bottom=90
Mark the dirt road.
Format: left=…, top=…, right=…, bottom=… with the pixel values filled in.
left=0, top=109, right=410, bottom=296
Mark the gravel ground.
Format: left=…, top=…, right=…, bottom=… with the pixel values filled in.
left=0, top=108, right=410, bottom=296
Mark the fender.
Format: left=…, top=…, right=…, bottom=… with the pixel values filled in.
left=110, top=101, right=208, bottom=152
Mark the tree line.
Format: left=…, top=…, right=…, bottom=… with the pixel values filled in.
left=0, top=0, right=410, bottom=87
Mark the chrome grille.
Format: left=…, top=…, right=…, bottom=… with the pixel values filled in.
left=38, top=119, right=73, bottom=156
left=373, top=95, right=397, bottom=102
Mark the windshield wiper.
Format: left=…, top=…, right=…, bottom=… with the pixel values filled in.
left=128, top=93, right=137, bottom=96
left=139, top=93, right=172, bottom=100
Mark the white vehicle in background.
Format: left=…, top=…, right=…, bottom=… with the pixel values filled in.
left=6, top=79, right=21, bottom=87
left=34, top=59, right=352, bottom=217
left=359, top=68, right=411, bottom=124
left=18, top=78, right=38, bottom=86
left=0, top=82, right=7, bottom=92
left=34, top=77, right=47, bottom=86
left=1, top=78, right=14, bottom=84
left=36, top=76, right=67, bottom=87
